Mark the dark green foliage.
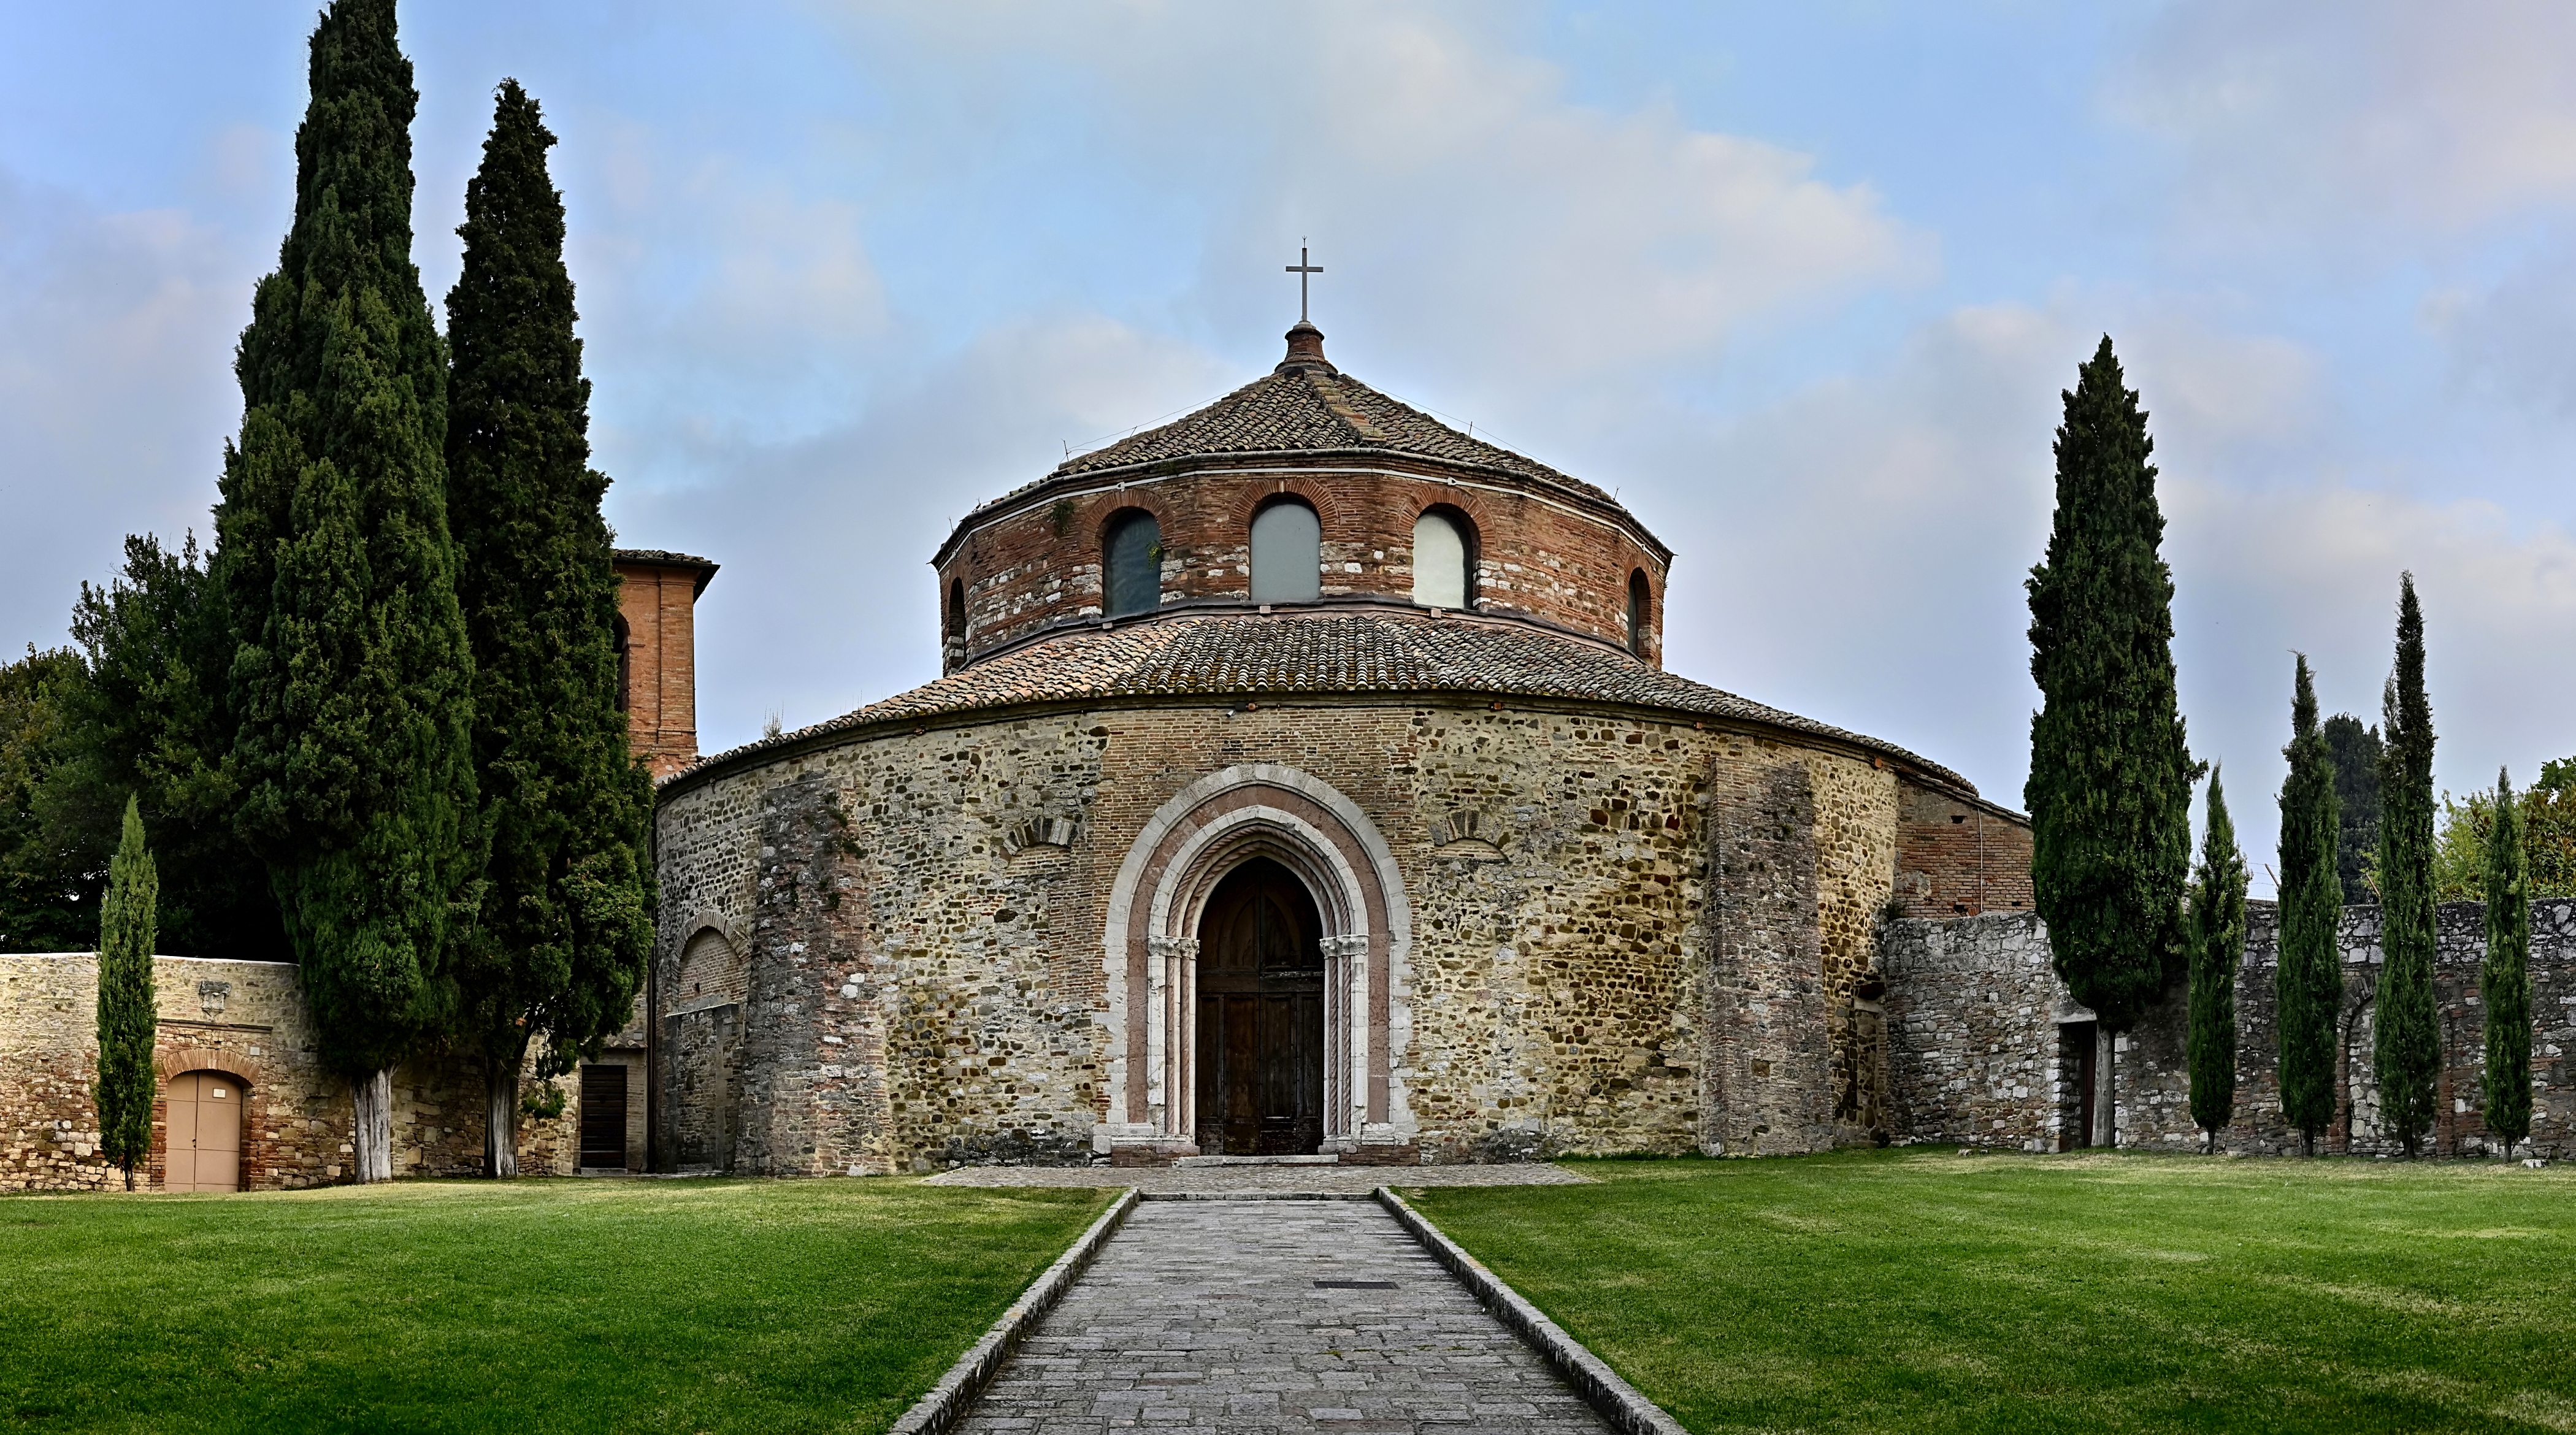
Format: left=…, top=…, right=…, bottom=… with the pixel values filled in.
left=2276, top=657, right=2342, bottom=1154
left=2374, top=575, right=2440, bottom=1157
left=40, top=537, right=284, bottom=960
left=2322, top=714, right=2383, bottom=905
left=0, top=648, right=98, bottom=951
left=210, top=0, right=477, bottom=1080
left=2187, top=767, right=2246, bottom=1150
left=93, top=797, right=158, bottom=1191
left=2025, top=337, right=2193, bottom=1035
left=2481, top=768, right=2533, bottom=1158
left=444, top=81, right=656, bottom=1171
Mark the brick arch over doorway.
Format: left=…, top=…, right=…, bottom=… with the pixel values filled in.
left=1099, top=763, right=1413, bottom=1163
left=155, top=1049, right=259, bottom=1193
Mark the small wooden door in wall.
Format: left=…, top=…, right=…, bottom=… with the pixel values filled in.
left=580, top=1064, right=628, bottom=1169
left=164, top=1071, right=243, bottom=1192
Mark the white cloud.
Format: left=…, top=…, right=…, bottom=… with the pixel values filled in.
left=0, top=169, right=250, bottom=648
left=2115, top=0, right=2576, bottom=240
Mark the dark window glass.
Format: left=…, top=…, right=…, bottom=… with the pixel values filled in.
left=1627, top=570, right=1650, bottom=654
left=1105, top=511, right=1162, bottom=618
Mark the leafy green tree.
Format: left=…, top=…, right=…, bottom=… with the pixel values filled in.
left=210, top=0, right=478, bottom=1182
left=2025, top=337, right=2193, bottom=1150
left=2323, top=714, right=2383, bottom=905
left=445, top=80, right=656, bottom=1178
left=2276, top=656, right=2342, bottom=1155
left=38, top=537, right=284, bottom=961
left=2187, top=766, right=2247, bottom=1153
left=2373, top=574, right=2440, bottom=1158
left=2480, top=767, right=2533, bottom=1160
left=0, top=648, right=98, bottom=951
left=93, top=797, right=159, bottom=1191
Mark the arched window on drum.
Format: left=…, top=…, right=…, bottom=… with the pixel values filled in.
left=1627, top=570, right=1652, bottom=655
left=1411, top=509, right=1473, bottom=610
left=1249, top=499, right=1321, bottom=604
left=1102, top=510, right=1163, bottom=618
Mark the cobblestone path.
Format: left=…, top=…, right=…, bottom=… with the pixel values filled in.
left=954, top=1198, right=1612, bottom=1433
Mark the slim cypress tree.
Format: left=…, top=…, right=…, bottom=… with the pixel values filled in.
left=445, top=81, right=656, bottom=1178
left=93, top=797, right=158, bottom=1192
left=2277, top=656, right=2342, bottom=1155
left=2323, top=714, right=2383, bottom=905
left=2480, top=767, right=2533, bottom=1159
left=211, top=0, right=477, bottom=1182
left=2374, top=574, right=2440, bottom=1158
left=2187, top=766, right=2247, bottom=1153
left=2025, top=336, right=2193, bottom=1150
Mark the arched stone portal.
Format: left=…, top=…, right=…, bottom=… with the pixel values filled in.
left=1100, top=763, right=1411, bottom=1161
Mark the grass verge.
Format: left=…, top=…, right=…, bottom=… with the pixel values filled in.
left=1, top=1176, right=1108, bottom=1433
left=1408, top=1148, right=2576, bottom=1434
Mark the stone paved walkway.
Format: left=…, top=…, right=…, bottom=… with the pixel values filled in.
left=924, top=1162, right=1590, bottom=1195
left=954, top=1198, right=1612, bottom=1433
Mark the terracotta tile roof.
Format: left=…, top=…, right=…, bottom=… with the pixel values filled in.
left=669, top=611, right=1974, bottom=795
left=959, top=364, right=1614, bottom=516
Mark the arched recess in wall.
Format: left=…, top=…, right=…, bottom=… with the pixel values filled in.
left=673, top=927, right=746, bottom=1011
left=1411, top=507, right=1474, bottom=609
left=1249, top=497, right=1321, bottom=604
left=612, top=615, right=632, bottom=712
left=945, top=578, right=966, bottom=641
left=1627, top=569, right=1652, bottom=654
left=1103, top=508, right=1162, bottom=618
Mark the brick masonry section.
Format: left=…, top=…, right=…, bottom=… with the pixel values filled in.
left=937, top=459, right=1671, bottom=670
left=614, top=552, right=715, bottom=781
left=1880, top=901, right=2576, bottom=1158
left=0, top=953, right=600, bottom=1190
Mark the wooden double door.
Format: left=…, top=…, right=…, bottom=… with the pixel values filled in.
left=164, top=1071, right=242, bottom=1192
left=1194, top=859, right=1326, bottom=1156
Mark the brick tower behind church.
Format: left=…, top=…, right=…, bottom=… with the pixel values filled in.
left=613, top=549, right=718, bottom=779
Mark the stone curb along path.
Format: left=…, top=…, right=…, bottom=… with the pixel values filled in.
left=1374, top=1188, right=1688, bottom=1435
left=893, top=1184, right=1687, bottom=1435
left=890, top=1187, right=1142, bottom=1435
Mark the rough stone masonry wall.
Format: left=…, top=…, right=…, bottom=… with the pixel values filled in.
left=654, top=698, right=1895, bottom=1169
left=1, top=953, right=585, bottom=1190
left=1884, top=901, right=2576, bottom=1158
left=1880, top=913, right=2071, bottom=1150
left=2116, top=900, right=2575, bottom=1158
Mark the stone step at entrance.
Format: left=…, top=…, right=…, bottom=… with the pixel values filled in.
left=1171, top=1153, right=1342, bottom=1168
left=953, top=1196, right=1613, bottom=1433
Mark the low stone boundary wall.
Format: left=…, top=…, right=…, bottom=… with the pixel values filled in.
left=1882, top=901, right=2576, bottom=1159
left=1, top=952, right=586, bottom=1190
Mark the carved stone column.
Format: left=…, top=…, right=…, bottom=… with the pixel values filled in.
left=1145, top=935, right=1199, bottom=1139
left=1321, top=933, right=1369, bottom=1146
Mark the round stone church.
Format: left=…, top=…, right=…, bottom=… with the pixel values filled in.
left=649, top=319, right=2030, bottom=1174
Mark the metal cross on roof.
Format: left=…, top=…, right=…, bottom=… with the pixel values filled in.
left=1285, top=243, right=1322, bottom=323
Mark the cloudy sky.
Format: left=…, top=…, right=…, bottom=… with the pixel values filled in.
left=9, top=1, right=2576, bottom=889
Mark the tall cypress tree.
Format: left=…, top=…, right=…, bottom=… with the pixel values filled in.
left=211, top=0, right=477, bottom=1183
left=2323, top=714, right=2383, bottom=905
left=93, top=797, right=158, bottom=1192
left=2025, top=336, right=2193, bottom=1150
left=2374, top=575, right=2440, bottom=1158
left=445, top=81, right=656, bottom=1179
left=2480, top=767, right=2533, bottom=1159
left=2277, top=656, right=2342, bottom=1155
left=2187, top=766, right=2247, bottom=1153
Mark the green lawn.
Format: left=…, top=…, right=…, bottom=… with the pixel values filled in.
left=1, top=1177, right=1108, bottom=1434
left=1410, top=1149, right=2576, bottom=1434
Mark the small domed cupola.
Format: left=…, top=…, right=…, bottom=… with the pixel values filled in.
left=1276, top=320, right=1335, bottom=375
